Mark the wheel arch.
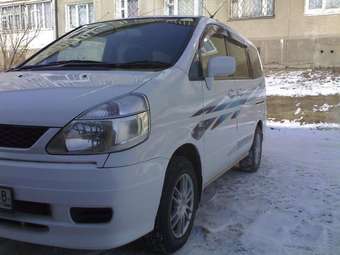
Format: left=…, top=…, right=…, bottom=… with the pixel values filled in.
left=168, top=143, right=203, bottom=203
left=256, top=120, right=264, bottom=140
left=257, top=120, right=263, bottom=132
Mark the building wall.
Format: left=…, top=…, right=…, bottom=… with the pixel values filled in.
left=137, top=0, right=340, bottom=68
left=0, top=0, right=56, bottom=48
left=57, top=0, right=98, bottom=35
left=210, top=0, right=340, bottom=68
left=0, top=0, right=56, bottom=69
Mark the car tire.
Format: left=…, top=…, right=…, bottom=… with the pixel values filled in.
left=239, top=126, right=263, bottom=173
left=146, top=156, right=199, bottom=254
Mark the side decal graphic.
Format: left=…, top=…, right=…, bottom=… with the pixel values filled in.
left=192, top=118, right=216, bottom=140
left=191, top=85, right=265, bottom=140
left=211, top=113, right=233, bottom=130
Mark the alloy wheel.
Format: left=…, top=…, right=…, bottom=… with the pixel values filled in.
left=169, top=173, right=194, bottom=239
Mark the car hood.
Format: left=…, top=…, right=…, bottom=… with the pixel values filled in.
left=0, top=70, right=159, bottom=127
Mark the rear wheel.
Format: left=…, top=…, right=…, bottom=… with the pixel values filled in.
left=239, top=126, right=263, bottom=172
left=146, top=156, right=199, bottom=254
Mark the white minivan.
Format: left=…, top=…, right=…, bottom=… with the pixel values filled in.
left=0, top=17, right=265, bottom=253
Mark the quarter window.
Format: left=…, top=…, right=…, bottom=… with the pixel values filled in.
left=248, top=46, right=263, bottom=79
left=66, top=3, right=94, bottom=31
left=231, top=0, right=274, bottom=19
left=305, top=0, right=340, bottom=15
left=226, top=40, right=250, bottom=79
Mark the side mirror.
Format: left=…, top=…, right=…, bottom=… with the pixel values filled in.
left=207, top=56, right=236, bottom=79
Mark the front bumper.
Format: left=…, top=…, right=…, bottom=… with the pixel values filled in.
left=0, top=157, right=168, bottom=250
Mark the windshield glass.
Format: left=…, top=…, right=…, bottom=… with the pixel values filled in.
left=23, top=18, right=198, bottom=70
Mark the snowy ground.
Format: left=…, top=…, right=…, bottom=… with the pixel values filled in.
left=266, top=69, right=340, bottom=127
left=1, top=126, right=339, bottom=255
left=266, top=70, right=340, bottom=96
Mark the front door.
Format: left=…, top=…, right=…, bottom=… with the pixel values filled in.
left=194, top=25, right=239, bottom=182
left=225, top=38, right=263, bottom=156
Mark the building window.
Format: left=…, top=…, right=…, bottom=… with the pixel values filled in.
left=231, top=0, right=274, bottom=19
left=165, top=0, right=203, bottom=16
left=117, top=0, right=138, bottom=18
left=0, top=1, right=53, bottom=31
left=66, top=3, right=94, bottom=31
left=305, top=0, right=340, bottom=15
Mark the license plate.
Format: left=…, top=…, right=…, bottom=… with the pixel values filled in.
left=0, top=187, right=13, bottom=211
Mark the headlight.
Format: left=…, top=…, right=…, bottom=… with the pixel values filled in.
left=47, top=94, right=150, bottom=155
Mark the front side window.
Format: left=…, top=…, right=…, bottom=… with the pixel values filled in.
left=231, top=0, right=274, bottom=19
left=226, top=40, right=250, bottom=79
left=165, top=0, right=202, bottom=16
left=66, top=3, right=94, bottom=31
left=199, top=27, right=227, bottom=77
left=305, top=0, right=340, bottom=15
left=21, top=18, right=198, bottom=71
left=0, top=1, right=53, bottom=31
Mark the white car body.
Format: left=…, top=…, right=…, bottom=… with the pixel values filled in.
left=0, top=16, right=265, bottom=250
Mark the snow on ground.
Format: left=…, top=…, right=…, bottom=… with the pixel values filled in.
left=266, top=70, right=340, bottom=96
left=267, top=120, right=340, bottom=130
left=1, top=126, right=340, bottom=255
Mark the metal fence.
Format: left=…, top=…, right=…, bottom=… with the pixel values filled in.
left=127, top=0, right=138, bottom=17
left=165, top=0, right=203, bottom=16
left=231, top=0, right=274, bottom=19
left=178, top=0, right=195, bottom=15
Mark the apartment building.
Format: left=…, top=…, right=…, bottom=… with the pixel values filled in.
left=0, top=0, right=56, bottom=48
left=56, top=0, right=206, bottom=35
left=54, top=0, right=340, bottom=68
left=216, top=0, right=340, bottom=68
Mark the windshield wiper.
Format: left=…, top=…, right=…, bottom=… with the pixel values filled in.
left=12, top=60, right=112, bottom=71
left=12, top=60, right=172, bottom=71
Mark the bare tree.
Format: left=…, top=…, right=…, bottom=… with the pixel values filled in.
left=0, top=6, right=41, bottom=71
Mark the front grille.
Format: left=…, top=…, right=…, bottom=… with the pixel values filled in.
left=14, top=200, right=52, bottom=217
left=0, top=200, right=51, bottom=217
left=0, top=124, right=48, bottom=149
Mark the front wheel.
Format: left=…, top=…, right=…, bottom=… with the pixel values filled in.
left=146, top=156, right=199, bottom=254
left=239, top=126, right=263, bottom=172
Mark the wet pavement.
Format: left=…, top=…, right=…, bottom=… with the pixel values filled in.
left=267, top=95, right=340, bottom=124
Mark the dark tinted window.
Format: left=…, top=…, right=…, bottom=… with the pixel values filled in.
left=200, top=27, right=227, bottom=77
left=226, top=40, right=250, bottom=79
left=249, top=46, right=263, bottom=78
left=24, top=18, right=197, bottom=69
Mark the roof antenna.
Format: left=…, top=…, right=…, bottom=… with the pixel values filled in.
left=203, top=4, right=213, bottom=17
left=210, top=0, right=229, bottom=19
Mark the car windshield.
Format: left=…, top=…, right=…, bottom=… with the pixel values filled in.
left=21, top=18, right=198, bottom=71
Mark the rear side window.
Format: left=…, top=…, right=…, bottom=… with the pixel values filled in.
left=200, top=32, right=227, bottom=77
left=249, top=46, right=264, bottom=78
left=226, top=40, right=250, bottom=79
